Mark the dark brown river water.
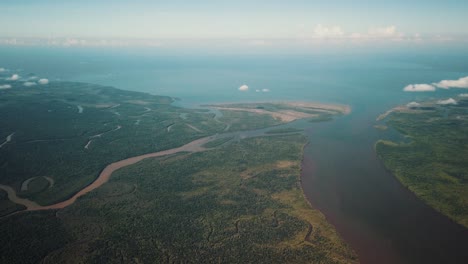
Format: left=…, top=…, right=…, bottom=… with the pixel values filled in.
left=300, top=110, right=468, bottom=264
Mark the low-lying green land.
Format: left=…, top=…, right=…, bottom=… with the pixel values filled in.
left=0, top=80, right=355, bottom=263
left=0, top=82, right=289, bottom=207
left=376, top=97, right=468, bottom=228
left=0, top=82, right=349, bottom=209
left=1, top=135, right=356, bottom=263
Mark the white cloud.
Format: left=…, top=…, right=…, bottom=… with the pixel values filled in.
left=38, top=78, right=49, bottom=85
left=433, top=76, right=468, bottom=89
left=261, top=88, right=270, bottom=92
left=459, top=93, right=468, bottom=97
left=6, top=74, right=20, bottom=81
left=407, top=102, right=421, bottom=108
left=312, top=24, right=344, bottom=39
left=349, top=26, right=405, bottom=42
left=255, top=89, right=260, bottom=92
left=238, top=84, right=249, bottom=91
left=437, top=98, right=457, bottom=105
left=23, top=81, right=36, bottom=87
left=0, top=84, right=12, bottom=90
left=368, top=26, right=403, bottom=38
left=0, top=68, right=6, bottom=72
left=403, top=84, right=436, bottom=92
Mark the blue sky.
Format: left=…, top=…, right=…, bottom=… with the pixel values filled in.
left=1, top=0, right=467, bottom=48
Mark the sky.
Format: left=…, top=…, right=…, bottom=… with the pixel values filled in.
left=1, top=0, right=467, bottom=49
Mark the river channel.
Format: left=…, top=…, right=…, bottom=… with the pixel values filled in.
left=300, top=107, right=468, bottom=264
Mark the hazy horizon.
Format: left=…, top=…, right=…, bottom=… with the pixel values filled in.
left=1, top=1, right=468, bottom=52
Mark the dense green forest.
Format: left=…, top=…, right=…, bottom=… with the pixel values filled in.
left=0, top=82, right=283, bottom=207
left=376, top=97, right=468, bottom=228
left=0, top=81, right=342, bottom=209
left=1, top=135, right=356, bottom=263
left=0, top=80, right=355, bottom=263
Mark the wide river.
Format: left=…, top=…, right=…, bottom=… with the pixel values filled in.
left=300, top=107, right=468, bottom=264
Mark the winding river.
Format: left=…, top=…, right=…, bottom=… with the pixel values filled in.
left=0, top=124, right=296, bottom=213
left=0, top=135, right=215, bottom=211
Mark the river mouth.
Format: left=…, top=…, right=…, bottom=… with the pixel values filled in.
left=3, top=99, right=467, bottom=263
left=300, top=112, right=468, bottom=264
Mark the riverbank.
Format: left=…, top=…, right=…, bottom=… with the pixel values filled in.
left=300, top=106, right=468, bottom=264
left=375, top=98, right=468, bottom=228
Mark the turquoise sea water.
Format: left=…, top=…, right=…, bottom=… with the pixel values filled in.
left=1, top=46, right=468, bottom=263
left=1, top=47, right=467, bottom=111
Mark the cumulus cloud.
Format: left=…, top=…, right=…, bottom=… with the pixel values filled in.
left=308, top=25, right=417, bottom=43
left=459, top=93, right=468, bottom=97
left=403, top=84, right=436, bottom=92
left=433, top=76, right=468, bottom=89
left=0, top=84, right=12, bottom=90
left=6, top=74, right=20, bottom=81
left=348, top=25, right=405, bottom=41
left=407, top=102, right=421, bottom=108
left=0, top=68, right=6, bottom=72
left=38, top=78, right=49, bottom=85
left=368, top=26, right=403, bottom=38
left=312, top=24, right=344, bottom=39
left=437, top=98, right=457, bottom=105
left=403, top=76, right=468, bottom=94
left=238, top=84, right=249, bottom=91
left=23, top=81, right=36, bottom=87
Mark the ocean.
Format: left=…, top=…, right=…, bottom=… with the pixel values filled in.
left=1, top=46, right=466, bottom=110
